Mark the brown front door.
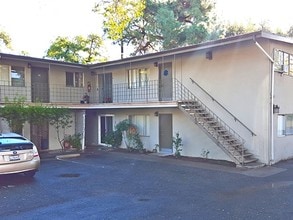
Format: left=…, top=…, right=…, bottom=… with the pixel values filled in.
left=31, top=67, right=49, bottom=103
left=159, top=62, right=173, bottom=101
left=159, top=113, right=173, bottom=151
left=30, top=122, right=49, bottom=151
left=98, top=73, right=113, bottom=103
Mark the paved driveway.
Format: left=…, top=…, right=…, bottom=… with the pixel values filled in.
left=0, top=150, right=293, bottom=220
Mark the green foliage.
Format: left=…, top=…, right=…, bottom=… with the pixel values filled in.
left=94, top=0, right=146, bottom=41
left=103, top=119, right=130, bottom=148
left=102, top=130, right=122, bottom=148
left=173, top=132, right=183, bottom=157
left=126, top=128, right=144, bottom=152
left=45, top=34, right=105, bottom=64
left=0, top=29, right=12, bottom=51
left=66, top=133, right=82, bottom=150
left=0, top=96, right=27, bottom=134
left=47, top=107, right=73, bottom=151
left=0, top=97, right=73, bottom=150
left=103, top=119, right=144, bottom=151
left=96, top=0, right=215, bottom=55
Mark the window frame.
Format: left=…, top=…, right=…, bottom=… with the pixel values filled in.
left=274, top=49, right=293, bottom=76
left=277, top=114, right=293, bottom=137
left=128, top=68, right=148, bottom=88
left=129, top=114, right=150, bottom=136
left=11, top=66, right=25, bottom=87
left=66, top=71, right=84, bottom=87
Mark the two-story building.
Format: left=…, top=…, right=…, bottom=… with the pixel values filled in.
left=1, top=31, right=293, bottom=167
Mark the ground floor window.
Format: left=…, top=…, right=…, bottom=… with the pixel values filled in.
left=278, top=114, right=293, bottom=136
left=129, top=115, right=150, bottom=136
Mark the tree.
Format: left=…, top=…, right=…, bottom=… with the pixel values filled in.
left=95, top=0, right=216, bottom=56
left=223, top=22, right=258, bottom=38
left=47, top=107, right=73, bottom=151
left=94, top=0, right=145, bottom=58
left=0, top=29, right=12, bottom=51
left=0, top=97, right=27, bottom=134
left=45, top=34, right=105, bottom=64
left=0, top=96, right=73, bottom=151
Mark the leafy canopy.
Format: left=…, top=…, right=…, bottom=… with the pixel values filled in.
left=0, top=29, right=12, bottom=51
left=95, top=0, right=216, bottom=55
left=45, top=34, right=105, bottom=64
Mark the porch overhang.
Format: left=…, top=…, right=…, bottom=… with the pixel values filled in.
left=45, top=101, right=179, bottom=110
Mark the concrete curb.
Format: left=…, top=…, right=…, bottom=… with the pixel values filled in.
left=56, top=153, right=81, bottom=159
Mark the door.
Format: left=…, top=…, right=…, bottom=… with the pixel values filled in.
left=30, top=122, right=49, bottom=151
left=31, top=67, right=49, bottom=103
left=98, top=73, right=113, bottom=103
left=99, top=115, right=114, bottom=144
left=159, top=114, right=173, bottom=151
left=159, top=62, right=172, bottom=101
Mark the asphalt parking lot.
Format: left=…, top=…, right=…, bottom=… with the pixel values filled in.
left=1, top=149, right=293, bottom=220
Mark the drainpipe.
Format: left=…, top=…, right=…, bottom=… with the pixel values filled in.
left=253, top=37, right=275, bottom=165
left=82, top=110, right=86, bottom=151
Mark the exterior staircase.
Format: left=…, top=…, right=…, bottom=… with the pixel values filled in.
left=174, top=79, right=263, bottom=168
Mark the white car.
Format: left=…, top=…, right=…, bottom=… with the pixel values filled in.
left=0, top=133, right=40, bottom=177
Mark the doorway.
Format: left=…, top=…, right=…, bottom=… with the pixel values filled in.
left=98, top=73, right=113, bottom=103
left=99, top=115, right=114, bottom=145
left=30, top=122, right=49, bottom=151
left=159, top=62, right=173, bottom=101
left=31, top=67, right=49, bottom=103
left=159, top=113, right=173, bottom=152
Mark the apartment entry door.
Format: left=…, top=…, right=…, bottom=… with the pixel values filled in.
left=31, top=67, right=49, bottom=103
left=159, top=62, right=172, bottom=101
left=159, top=114, right=173, bottom=151
left=99, top=115, right=114, bottom=145
left=98, top=73, right=113, bottom=103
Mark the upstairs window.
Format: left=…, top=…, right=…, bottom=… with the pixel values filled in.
left=66, top=72, right=84, bottom=87
left=274, top=49, right=293, bottom=76
left=0, top=65, right=25, bottom=86
left=11, top=66, right=25, bottom=87
left=128, top=68, right=148, bottom=88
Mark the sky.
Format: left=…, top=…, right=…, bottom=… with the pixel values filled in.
left=0, top=0, right=293, bottom=60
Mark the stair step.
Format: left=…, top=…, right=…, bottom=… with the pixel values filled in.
left=179, top=99, right=259, bottom=168
left=243, top=158, right=258, bottom=164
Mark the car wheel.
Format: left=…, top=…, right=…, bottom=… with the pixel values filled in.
left=24, top=170, right=36, bottom=177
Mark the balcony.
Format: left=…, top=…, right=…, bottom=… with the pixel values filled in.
left=0, top=79, right=184, bottom=106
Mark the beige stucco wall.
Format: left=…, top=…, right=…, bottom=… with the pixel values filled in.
left=94, top=108, right=231, bottom=161
left=265, top=40, right=293, bottom=163
left=90, top=40, right=274, bottom=163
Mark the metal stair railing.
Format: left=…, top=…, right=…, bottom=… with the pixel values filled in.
left=173, top=79, right=247, bottom=165
left=189, top=77, right=256, bottom=137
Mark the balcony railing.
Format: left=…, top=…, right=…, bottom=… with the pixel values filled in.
left=0, top=79, right=218, bottom=105
left=0, top=79, right=179, bottom=104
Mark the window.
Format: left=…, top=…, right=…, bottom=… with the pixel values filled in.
left=0, top=65, right=10, bottom=84
left=274, top=49, right=293, bottom=76
left=66, top=72, right=84, bottom=87
left=129, top=115, right=150, bottom=136
left=0, top=65, right=25, bottom=86
left=278, top=114, right=293, bottom=136
left=128, top=68, right=148, bottom=88
left=11, top=66, right=25, bottom=87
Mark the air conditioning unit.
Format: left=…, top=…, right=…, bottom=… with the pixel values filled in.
left=281, top=65, right=288, bottom=73
left=276, top=65, right=288, bottom=74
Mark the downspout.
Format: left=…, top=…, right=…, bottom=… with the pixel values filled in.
left=81, top=110, right=86, bottom=151
left=253, top=37, right=275, bottom=165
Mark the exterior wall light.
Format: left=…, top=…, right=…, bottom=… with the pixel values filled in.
left=273, top=104, right=280, bottom=114
left=206, top=51, right=212, bottom=60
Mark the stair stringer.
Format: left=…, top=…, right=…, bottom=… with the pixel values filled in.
left=178, top=100, right=259, bottom=167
